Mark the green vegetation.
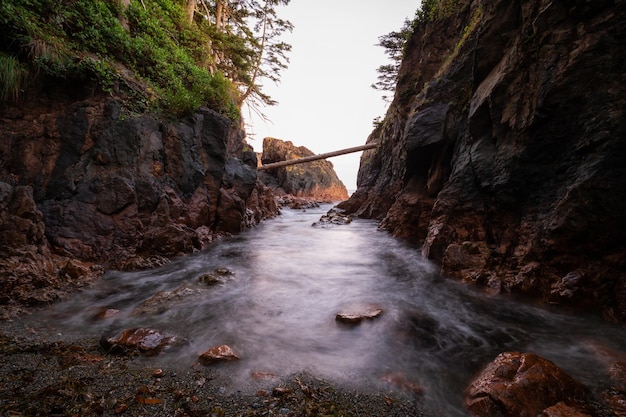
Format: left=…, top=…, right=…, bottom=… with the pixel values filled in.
left=417, top=0, right=469, bottom=23
left=0, top=53, right=27, bottom=102
left=0, top=0, right=291, bottom=119
left=373, top=0, right=474, bottom=100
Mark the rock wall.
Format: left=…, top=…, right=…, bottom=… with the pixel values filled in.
left=0, top=86, right=277, bottom=315
left=260, top=137, right=349, bottom=202
left=339, top=0, right=626, bottom=320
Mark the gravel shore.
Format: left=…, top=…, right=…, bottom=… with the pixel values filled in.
left=0, top=322, right=427, bottom=417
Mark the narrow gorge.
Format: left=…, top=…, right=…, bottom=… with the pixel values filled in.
left=1, top=0, right=625, bottom=416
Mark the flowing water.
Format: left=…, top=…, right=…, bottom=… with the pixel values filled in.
left=16, top=204, right=626, bottom=416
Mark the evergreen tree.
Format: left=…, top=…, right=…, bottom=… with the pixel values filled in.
left=371, top=18, right=414, bottom=102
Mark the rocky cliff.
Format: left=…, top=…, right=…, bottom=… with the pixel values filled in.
left=339, top=0, right=626, bottom=320
left=0, top=84, right=278, bottom=316
left=259, top=137, right=349, bottom=202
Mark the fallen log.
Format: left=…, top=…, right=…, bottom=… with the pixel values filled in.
left=257, top=142, right=379, bottom=171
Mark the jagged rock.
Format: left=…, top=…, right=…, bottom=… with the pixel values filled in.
left=313, top=208, right=353, bottom=227
left=101, top=328, right=181, bottom=356
left=0, top=91, right=280, bottom=313
left=198, top=267, right=234, bottom=286
left=338, top=0, right=626, bottom=319
left=0, top=182, right=103, bottom=318
left=198, top=344, right=239, bottom=365
left=260, top=137, right=348, bottom=201
left=335, top=304, right=383, bottom=324
left=465, top=352, right=589, bottom=417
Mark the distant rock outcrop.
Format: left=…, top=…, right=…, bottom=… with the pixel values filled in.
left=259, top=137, right=349, bottom=202
left=339, top=0, right=626, bottom=320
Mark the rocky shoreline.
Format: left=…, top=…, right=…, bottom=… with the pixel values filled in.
left=0, top=322, right=425, bottom=417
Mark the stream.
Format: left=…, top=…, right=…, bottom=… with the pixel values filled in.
left=15, top=204, right=626, bottom=416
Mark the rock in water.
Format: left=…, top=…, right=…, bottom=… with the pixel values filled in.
left=336, top=304, right=383, bottom=324
left=101, top=328, right=181, bottom=356
left=198, top=344, right=240, bottom=365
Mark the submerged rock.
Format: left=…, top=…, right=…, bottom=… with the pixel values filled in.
left=132, top=285, right=209, bottom=316
left=381, top=372, right=424, bottom=395
left=198, top=267, right=234, bottom=286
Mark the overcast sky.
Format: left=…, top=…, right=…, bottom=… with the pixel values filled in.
left=244, top=1, right=421, bottom=191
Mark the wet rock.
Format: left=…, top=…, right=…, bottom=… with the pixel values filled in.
left=465, top=352, right=588, bottom=417
left=101, top=328, right=181, bottom=356
left=198, top=344, right=239, bottom=365
left=603, top=392, right=626, bottom=417
left=132, top=285, right=209, bottom=316
left=139, top=223, right=201, bottom=257
left=198, top=267, right=234, bottom=286
left=275, top=194, right=321, bottom=209
left=442, top=241, right=491, bottom=283
left=313, top=208, right=353, bottom=227
left=1, top=95, right=280, bottom=315
left=336, top=304, right=383, bottom=324
left=540, top=402, right=593, bottom=417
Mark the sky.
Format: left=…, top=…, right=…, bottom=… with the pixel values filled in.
left=244, top=1, right=421, bottom=191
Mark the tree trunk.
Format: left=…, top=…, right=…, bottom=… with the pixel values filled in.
left=186, top=0, right=196, bottom=24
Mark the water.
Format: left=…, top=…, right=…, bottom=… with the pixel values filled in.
left=17, top=204, right=626, bottom=416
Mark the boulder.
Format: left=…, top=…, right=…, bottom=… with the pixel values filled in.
left=198, top=344, right=239, bottom=365
left=336, top=304, right=383, bottom=324
left=101, top=328, right=181, bottom=356
left=465, top=352, right=588, bottom=417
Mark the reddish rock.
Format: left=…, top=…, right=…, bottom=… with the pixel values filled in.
left=465, top=352, right=588, bottom=417
left=102, top=328, right=180, bottom=355
left=540, top=402, right=593, bottom=417
left=381, top=372, right=424, bottom=395
left=250, top=371, right=277, bottom=381
left=336, top=304, right=383, bottom=324
left=260, top=137, right=349, bottom=202
left=198, top=344, right=239, bottom=365
left=603, top=392, right=626, bottom=417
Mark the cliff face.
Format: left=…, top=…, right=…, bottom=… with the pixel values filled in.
left=340, top=0, right=626, bottom=319
left=260, top=137, right=349, bottom=202
left=0, top=84, right=277, bottom=315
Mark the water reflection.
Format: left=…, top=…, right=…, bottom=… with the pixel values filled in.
left=17, top=204, right=626, bottom=416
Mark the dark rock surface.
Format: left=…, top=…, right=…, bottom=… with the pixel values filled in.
left=0, top=89, right=278, bottom=317
left=259, top=137, right=349, bottom=202
left=339, top=0, right=626, bottom=320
